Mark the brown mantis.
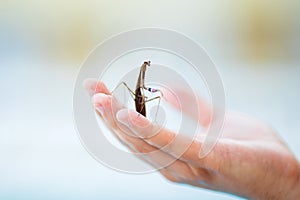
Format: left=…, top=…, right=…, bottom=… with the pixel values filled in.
left=113, top=61, right=163, bottom=120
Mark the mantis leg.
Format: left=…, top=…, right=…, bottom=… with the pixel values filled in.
left=112, top=81, right=135, bottom=100
left=144, top=95, right=162, bottom=123
left=144, top=96, right=161, bottom=103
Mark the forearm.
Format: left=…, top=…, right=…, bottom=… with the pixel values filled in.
left=287, top=162, right=300, bottom=200
left=246, top=157, right=300, bottom=200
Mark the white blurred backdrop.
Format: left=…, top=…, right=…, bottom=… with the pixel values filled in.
left=0, top=0, right=299, bottom=199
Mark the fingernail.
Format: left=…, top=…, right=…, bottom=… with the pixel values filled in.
left=117, top=109, right=149, bottom=129
left=92, top=93, right=108, bottom=116
left=116, top=109, right=129, bottom=126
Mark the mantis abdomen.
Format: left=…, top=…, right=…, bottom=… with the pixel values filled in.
left=135, top=87, right=146, bottom=117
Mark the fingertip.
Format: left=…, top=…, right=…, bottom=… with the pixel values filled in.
left=95, top=81, right=111, bottom=95
left=92, top=93, right=110, bottom=107
left=116, top=108, right=127, bottom=116
left=83, top=79, right=111, bottom=96
left=116, top=109, right=149, bottom=128
left=83, top=78, right=97, bottom=96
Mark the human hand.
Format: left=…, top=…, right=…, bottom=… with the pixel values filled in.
left=84, top=79, right=300, bottom=200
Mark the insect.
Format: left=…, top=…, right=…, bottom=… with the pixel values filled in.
left=113, top=61, right=163, bottom=120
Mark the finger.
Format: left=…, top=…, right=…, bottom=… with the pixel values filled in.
left=92, top=94, right=201, bottom=179
left=84, top=80, right=129, bottom=148
left=92, top=92, right=153, bottom=149
left=92, top=93, right=123, bottom=130
left=159, top=169, right=181, bottom=183
left=115, top=120, right=201, bottom=180
left=88, top=82, right=216, bottom=169
left=116, top=109, right=206, bottom=163
left=93, top=95, right=201, bottom=178
left=163, top=88, right=212, bottom=127
left=89, top=83, right=218, bottom=181
left=118, top=124, right=194, bottom=181
left=91, top=83, right=153, bottom=149
left=92, top=93, right=146, bottom=141
left=83, top=79, right=111, bottom=96
left=87, top=82, right=190, bottom=174
left=90, top=83, right=218, bottom=170
left=117, top=119, right=215, bottom=186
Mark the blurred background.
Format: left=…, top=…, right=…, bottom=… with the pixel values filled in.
left=0, top=0, right=299, bottom=199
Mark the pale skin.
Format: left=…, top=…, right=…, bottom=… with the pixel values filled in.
left=84, top=79, right=300, bottom=200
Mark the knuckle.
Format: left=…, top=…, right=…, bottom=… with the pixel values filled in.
left=166, top=176, right=179, bottom=183
left=163, top=174, right=180, bottom=183
left=180, top=141, right=201, bottom=161
left=134, top=142, right=152, bottom=154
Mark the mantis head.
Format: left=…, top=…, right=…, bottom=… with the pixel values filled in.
left=144, top=61, right=151, bottom=67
